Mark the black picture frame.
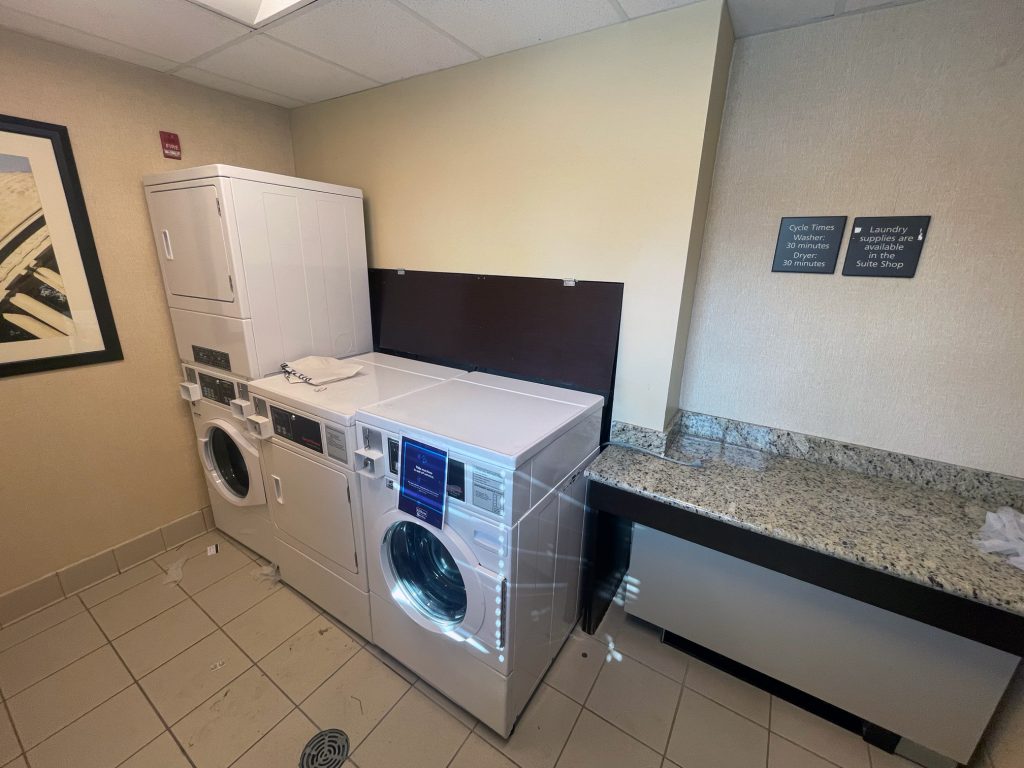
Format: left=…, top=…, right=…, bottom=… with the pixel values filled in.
left=0, top=114, right=121, bottom=377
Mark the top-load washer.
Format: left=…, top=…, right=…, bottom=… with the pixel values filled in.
left=245, top=353, right=465, bottom=639
left=144, top=165, right=372, bottom=379
left=356, top=372, right=603, bottom=736
left=178, top=362, right=274, bottom=560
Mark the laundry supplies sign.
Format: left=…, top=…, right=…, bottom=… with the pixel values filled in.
left=772, top=217, right=847, bottom=273
left=398, top=438, right=448, bottom=530
left=842, top=216, right=931, bottom=277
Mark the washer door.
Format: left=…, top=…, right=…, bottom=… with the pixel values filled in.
left=377, top=511, right=486, bottom=637
left=198, top=419, right=266, bottom=507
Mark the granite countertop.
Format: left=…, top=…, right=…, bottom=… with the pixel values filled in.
left=585, top=438, right=1024, bottom=619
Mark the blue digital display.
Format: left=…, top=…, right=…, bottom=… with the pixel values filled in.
left=398, top=438, right=448, bottom=529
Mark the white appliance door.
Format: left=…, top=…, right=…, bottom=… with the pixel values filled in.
left=198, top=419, right=265, bottom=507
left=147, top=185, right=235, bottom=303
left=267, top=444, right=358, bottom=575
left=375, top=509, right=488, bottom=638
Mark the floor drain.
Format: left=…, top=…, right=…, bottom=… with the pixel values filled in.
left=300, top=729, right=350, bottom=768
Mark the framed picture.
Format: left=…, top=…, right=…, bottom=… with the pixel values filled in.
left=0, top=114, right=121, bottom=378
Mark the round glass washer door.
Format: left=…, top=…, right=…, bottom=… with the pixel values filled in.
left=208, top=426, right=250, bottom=498
left=385, top=521, right=467, bottom=629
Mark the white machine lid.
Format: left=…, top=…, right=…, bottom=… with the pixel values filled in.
left=358, top=371, right=604, bottom=466
left=248, top=354, right=465, bottom=426
left=142, top=164, right=362, bottom=198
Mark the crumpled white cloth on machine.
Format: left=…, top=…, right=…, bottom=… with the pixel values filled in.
left=280, top=356, right=362, bottom=386
left=977, top=507, right=1024, bottom=571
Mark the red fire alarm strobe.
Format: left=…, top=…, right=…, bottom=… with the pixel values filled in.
left=160, top=131, right=181, bottom=160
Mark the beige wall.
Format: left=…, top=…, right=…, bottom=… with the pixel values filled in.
left=291, top=0, right=733, bottom=431
left=0, top=30, right=294, bottom=594
left=679, top=0, right=1024, bottom=478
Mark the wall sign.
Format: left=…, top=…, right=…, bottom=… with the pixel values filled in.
left=842, top=216, right=930, bottom=278
left=772, top=216, right=847, bottom=273
left=398, top=437, right=448, bottom=530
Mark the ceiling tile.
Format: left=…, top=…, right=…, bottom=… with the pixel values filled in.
left=195, top=35, right=377, bottom=103
left=617, top=0, right=701, bottom=19
left=726, top=0, right=837, bottom=37
left=268, top=0, right=477, bottom=83
left=0, top=0, right=249, bottom=63
left=396, top=0, right=622, bottom=57
left=842, top=0, right=917, bottom=12
left=0, top=5, right=178, bottom=71
left=174, top=66, right=306, bottom=108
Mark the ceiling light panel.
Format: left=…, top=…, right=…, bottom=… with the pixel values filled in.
left=196, top=35, right=377, bottom=103
left=269, top=0, right=477, bottom=84
left=397, top=0, right=622, bottom=57
left=0, top=0, right=249, bottom=62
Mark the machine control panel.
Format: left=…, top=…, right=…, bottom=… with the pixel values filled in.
left=270, top=405, right=323, bottom=454
left=198, top=372, right=236, bottom=407
left=192, top=345, right=231, bottom=371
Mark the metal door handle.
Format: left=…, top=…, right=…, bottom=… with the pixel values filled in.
left=272, top=475, right=283, bottom=504
left=161, top=229, right=173, bottom=260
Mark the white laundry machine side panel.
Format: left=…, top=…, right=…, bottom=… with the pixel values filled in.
left=550, top=463, right=590, bottom=652
left=145, top=177, right=250, bottom=320
left=229, top=179, right=372, bottom=371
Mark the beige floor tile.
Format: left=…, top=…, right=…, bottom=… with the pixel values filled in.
left=7, top=646, right=132, bottom=749
left=354, top=688, right=470, bottom=768
left=586, top=653, right=681, bottom=751
left=140, top=630, right=251, bottom=725
left=479, top=684, right=581, bottom=768
left=684, top=659, right=770, bottom=726
left=223, top=588, right=318, bottom=660
left=26, top=686, right=163, bottom=768
left=89, top=574, right=187, bottom=639
left=260, top=615, right=360, bottom=702
left=232, top=708, right=317, bottom=768
left=0, top=611, right=106, bottom=696
left=114, top=599, right=217, bottom=677
left=558, top=709, right=661, bottom=768
left=2, top=756, right=27, bottom=768
left=0, top=597, right=84, bottom=654
left=172, top=668, right=292, bottom=768
left=1, top=705, right=19, bottom=766
left=79, top=561, right=162, bottom=608
left=119, top=731, right=191, bottom=768
left=667, top=688, right=768, bottom=768
left=365, top=643, right=418, bottom=684
left=450, top=733, right=519, bottom=768
left=770, top=698, right=870, bottom=768
left=301, top=649, right=411, bottom=749
left=544, top=631, right=608, bottom=703
left=768, top=733, right=835, bottom=768
left=414, top=679, right=478, bottom=728
left=869, top=746, right=922, bottom=768
left=157, top=531, right=231, bottom=568
left=193, top=564, right=281, bottom=625
left=175, top=544, right=253, bottom=596
left=597, top=604, right=689, bottom=682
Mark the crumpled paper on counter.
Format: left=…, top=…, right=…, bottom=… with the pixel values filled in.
left=977, top=507, right=1024, bottom=571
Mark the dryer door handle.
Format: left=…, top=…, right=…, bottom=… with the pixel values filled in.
left=272, top=475, right=284, bottom=504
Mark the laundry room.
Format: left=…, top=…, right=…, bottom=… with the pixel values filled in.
left=0, top=0, right=1022, bottom=767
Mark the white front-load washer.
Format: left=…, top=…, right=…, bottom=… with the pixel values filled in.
left=245, top=353, right=465, bottom=640
left=179, top=363, right=275, bottom=560
left=356, top=372, right=603, bottom=736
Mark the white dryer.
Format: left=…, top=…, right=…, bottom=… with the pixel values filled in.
left=179, top=363, right=274, bottom=560
left=245, top=354, right=465, bottom=639
left=144, top=165, right=372, bottom=380
left=356, top=372, right=603, bottom=736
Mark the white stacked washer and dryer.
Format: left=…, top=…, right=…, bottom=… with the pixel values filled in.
left=356, top=372, right=603, bottom=736
left=243, top=354, right=465, bottom=638
left=143, top=165, right=372, bottom=561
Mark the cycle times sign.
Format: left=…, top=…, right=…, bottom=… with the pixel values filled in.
left=772, top=216, right=847, bottom=274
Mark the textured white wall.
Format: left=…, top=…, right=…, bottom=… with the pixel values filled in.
left=679, top=0, right=1023, bottom=477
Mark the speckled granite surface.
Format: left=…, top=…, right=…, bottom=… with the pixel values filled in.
left=586, top=438, right=1024, bottom=619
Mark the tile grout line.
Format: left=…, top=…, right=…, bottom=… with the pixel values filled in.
left=0, top=596, right=86, bottom=658
left=2, top=695, right=29, bottom=768
left=658, top=649, right=693, bottom=761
